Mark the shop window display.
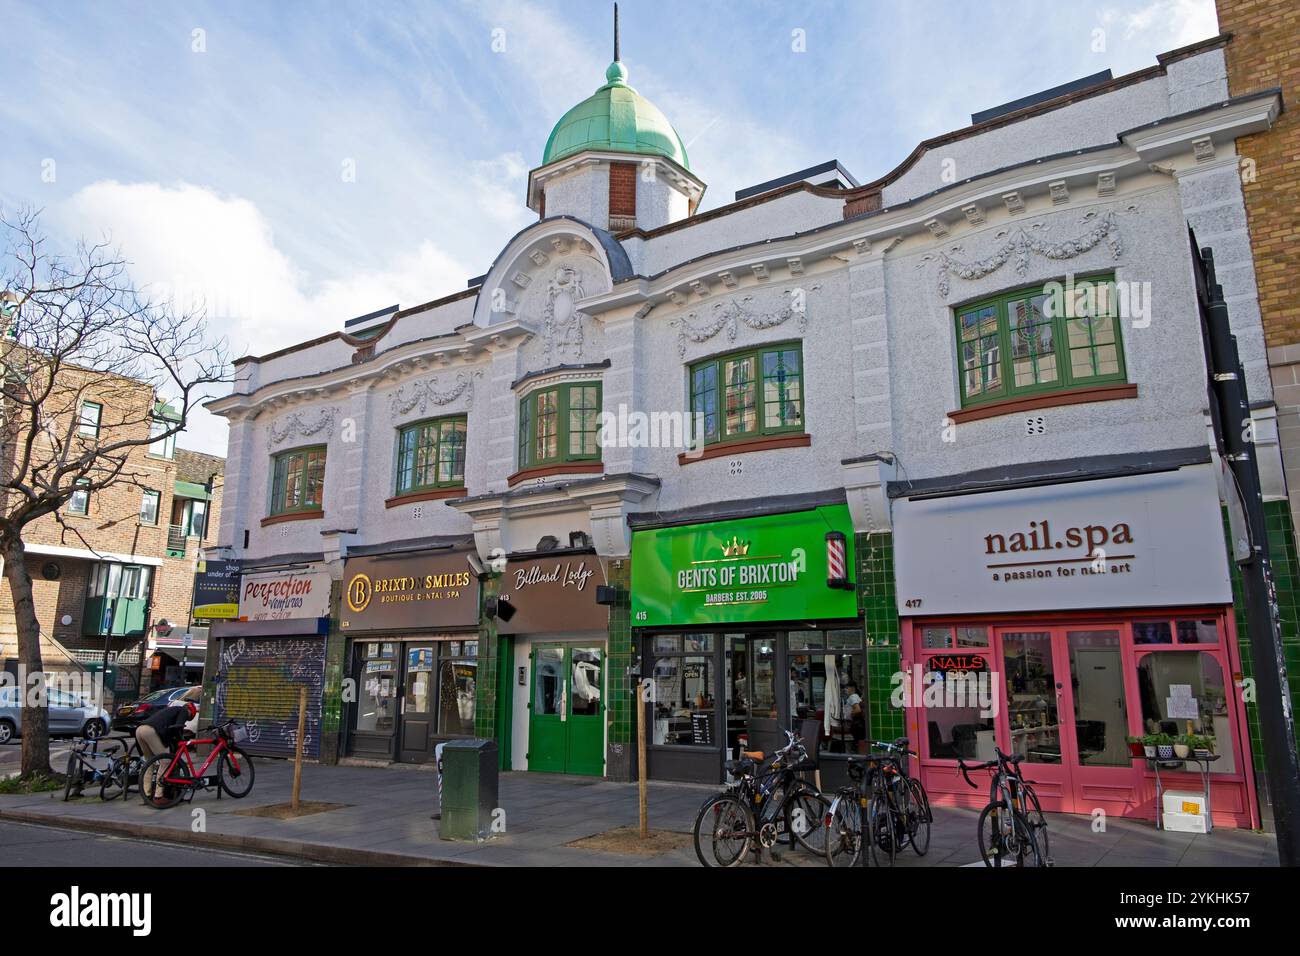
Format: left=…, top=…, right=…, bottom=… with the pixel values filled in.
left=356, top=642, right=398, bottom=733
left=1136, top=650, right=1235, bottom=773
left=437, top=640, right=477, bottom=736
left=652, top=652, right=714, bottom=745
left=787, top=630, right=866, bottom=754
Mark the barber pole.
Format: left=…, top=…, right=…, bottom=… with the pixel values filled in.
left=825, top=531, right=849, bottom=589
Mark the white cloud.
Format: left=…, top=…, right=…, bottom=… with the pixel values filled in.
left=1100, top=0, right=1219, bottom=52
left=52, top=180, right=477, bottom=455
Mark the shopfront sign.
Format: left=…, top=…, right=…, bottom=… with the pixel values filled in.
left=238, top=569, right=331, bottom=622
left=497, top=555, right=608, bottom=633
left=192, top=559, right=241, bottom=620
left=630, top=505, right=858, bottom=627
left=341, top=551, right=478, bottom=632
left=892, top=464, right=1231, bottom=616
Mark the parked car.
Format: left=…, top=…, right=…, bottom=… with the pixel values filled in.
left=0, top=685, right=111, bottom=743
left=110, top=685, right=201, bottom=733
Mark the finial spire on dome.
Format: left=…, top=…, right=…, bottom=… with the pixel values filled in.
left=614, top=2, right=620, bottom=62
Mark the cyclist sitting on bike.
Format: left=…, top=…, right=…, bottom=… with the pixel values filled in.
left=136, top=702, right=197, bottom=796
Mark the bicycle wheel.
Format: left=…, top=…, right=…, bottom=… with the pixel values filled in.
left=977, top=801, right=1042, bottom=867
left=99, top=756, right=126, bottom=801
left=785, top=787, right=831, bottom=856
left=140, top=753, right=189, bottom=809
left=907, top=778, right=931, bottom=856
left=62, top=751, right=80, bottom=802
left=693, top=794, right=752, bottom=868
left=866, top=794, right=897, bottom=867
left=824, top=793, right=863, bottom=868
left=1021, top=785, right=1052, bottom=866
left=218, top=747, right=255, bottom=798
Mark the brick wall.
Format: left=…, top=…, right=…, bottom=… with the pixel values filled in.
left=1217, top=0, right=1300, bottom=349
left=1216, top=0, right=1300, bottom=543
left=0, top=361, right=225, bottom=673
left=608, top=161, right=637, bottom=227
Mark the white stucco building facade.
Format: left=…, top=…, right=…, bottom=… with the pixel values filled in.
left=206, top=33, right=1286, bottom=828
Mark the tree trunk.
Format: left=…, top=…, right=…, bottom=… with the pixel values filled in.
left=2, top=538, right=51, bottom=777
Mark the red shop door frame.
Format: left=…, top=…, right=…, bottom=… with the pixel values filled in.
left=902, top=608, right=1260, bottom=830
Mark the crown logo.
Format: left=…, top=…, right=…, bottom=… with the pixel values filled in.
left=722, top=536, right=750, bottom=558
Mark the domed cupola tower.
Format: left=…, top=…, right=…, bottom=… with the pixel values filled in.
left=527, top=5, right=705, bottom=232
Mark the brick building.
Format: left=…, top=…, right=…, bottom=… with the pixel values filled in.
left=1217, top=0, right=1300, bottom=532
left=0, top=360, right=224, bottom=701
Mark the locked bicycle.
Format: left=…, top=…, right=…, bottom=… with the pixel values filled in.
left=140, top=719, right=255, bottom=809
left=692, top=730, right=831, bottom=867
left=98, top=736, right=145, bottom=801
left=62, top=735, right=123, bottom=801
left=958, top=747, right=1052, bottom=867
left=824, top=737, right=931, bottom=867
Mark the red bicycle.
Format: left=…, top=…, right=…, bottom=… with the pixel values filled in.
left=140, top=719, right=255, bottom=808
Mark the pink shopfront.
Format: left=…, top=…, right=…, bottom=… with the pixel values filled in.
left=891, top=463, right=1260, bottom=829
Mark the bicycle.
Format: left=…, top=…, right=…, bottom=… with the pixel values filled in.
left=62, top=736, right=123, bottom=801
left=139, top=719, right=255, bottom=809
left=824, top=737, right=931, bottom=867
left=958, top=747, right=1052, bottom=867
left=692, top=730, right=831, bottom=867
left=98, top=735, right=144, bottom=801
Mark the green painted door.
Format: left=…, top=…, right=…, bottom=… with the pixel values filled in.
left=528, top=643, right=605, bottom=775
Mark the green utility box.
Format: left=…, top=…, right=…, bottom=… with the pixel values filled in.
left=440, top=738, right=499, bottom=841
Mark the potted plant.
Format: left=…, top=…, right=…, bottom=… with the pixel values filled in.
left=1173, top=735, right=1192, bottom=759
left=1188, top=734, right=1216, bottom=758
left=1152, top=733, right=1176, bottom=760
left=1125, top=735, right=1145, bottom=758
left=1140, top=734, right=1159, bottom=758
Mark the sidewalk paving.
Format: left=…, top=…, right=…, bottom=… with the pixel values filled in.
left=0, top=759, right=1279, bottom=867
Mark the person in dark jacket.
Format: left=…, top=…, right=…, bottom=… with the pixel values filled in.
left=137, top=702, right=196, bottom=799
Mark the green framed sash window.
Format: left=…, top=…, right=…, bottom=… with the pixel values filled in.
left=689, top=343, right=804, bottom=446
left=270, top=445, right=327, bottom=515
left=395, top=415, right=467, bottom=493
left=518, top=382, right=601, bottom=469
left=955, top=274, right=1126, bottom=407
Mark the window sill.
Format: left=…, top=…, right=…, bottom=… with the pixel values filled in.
left=384, top=487, right=466, bottom=508
left=260, top=509, right=324, bottom=527
left=507, top=461, right=603, bottom=487
left=948, top=383, right=1137, bottom=424
left=677, top=432, right=811, bottom=466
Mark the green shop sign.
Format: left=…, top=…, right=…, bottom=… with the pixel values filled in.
left=630, top=505, right=858, bottom=627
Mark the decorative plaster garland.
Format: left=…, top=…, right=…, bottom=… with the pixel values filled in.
left=671, top=288, right=819, bottom=357
left=268, top=407, right=337, bottom=446
left=937, top=210, right=1122, bottom=298
left=388, top=370, right=481, bottom=418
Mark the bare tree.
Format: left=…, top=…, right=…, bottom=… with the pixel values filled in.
left=0, top=208, right=231, bottom=779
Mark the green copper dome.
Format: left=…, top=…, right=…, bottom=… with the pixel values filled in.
left=542, top=61, right=690, bottom=170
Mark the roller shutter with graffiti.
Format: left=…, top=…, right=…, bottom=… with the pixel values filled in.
left=214, top=637, right=326, bottom=759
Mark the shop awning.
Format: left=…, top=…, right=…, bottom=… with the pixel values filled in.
left=174, top=480, right=211, bottom=500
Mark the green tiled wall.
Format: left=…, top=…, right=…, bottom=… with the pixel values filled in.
left=1226, top=501, right=1300, bottom=798
left=606, top=560, right=634, bottom=747
left=319, top=580, right=346, bottom=764
left=474, top=573, right=500, bottom=741
left=858, top=532, right=904, bottom=741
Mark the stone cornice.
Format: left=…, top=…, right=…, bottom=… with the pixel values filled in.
left=1120, top=89, right=1282, bottom=164
left=527, top=149, right=706, bottom=213
left=207, top=332, right=492, bottom=419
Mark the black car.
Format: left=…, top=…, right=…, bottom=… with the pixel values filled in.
left=111, top=685, right=201, bottom=732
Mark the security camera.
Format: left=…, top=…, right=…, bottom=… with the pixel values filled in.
left=466, top=552, right=485, bottom=576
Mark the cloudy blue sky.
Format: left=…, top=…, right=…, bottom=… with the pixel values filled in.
left=0, top=0, right=1218, bottom=454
